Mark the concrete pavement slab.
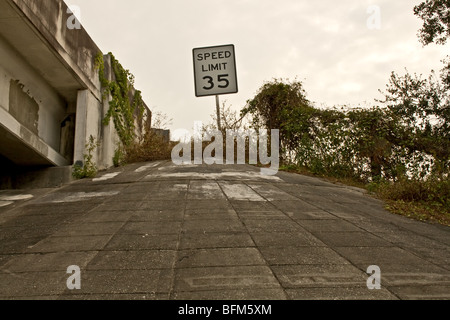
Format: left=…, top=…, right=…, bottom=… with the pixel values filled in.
left=0, top=272, right=68, bottom=298
left=120, top=183, right=160, bottom=195
left=79, top=210, right=135, bottom=223
left=171, top=288, right=287, bottom=300
left=378, top=264, right=450, bottom=287
left=219, top=182, right=266, bottom=201
left=271, top=264, right=370, bottom=288
left=333, top=247, right=436, bottom=271
left=296, top=219, right=365, bottom=232
left=185, top=200, right=233, bottom=210
left=0, top=189, right=52, bottom=216
left=275, top=172, right=338, bottom=187
left=387, top=285, right=450, bottom=300
left=175, top=248, right=266, bottom=268
left=51, top=222, right=125, bottom=237
left=130, top=210, right=184, bottom=222
left=94, top=200, right=144, bottom=212
left=350, top=217, right=414, bottom=233
left=403, top=247, right=450, bottom=267
left=18, top=202, right=100, bottom=216
left=250, top=232, right=324, bottom=247
left=179, top=232, right=255, bottom=250
left=375, top=230, right=449, bottom=249
left=243, top=219, right=305, bottom=233
left=104, top=234, right=179, bottom=251
left=229, top=200, right=277, bottom=212
left=143, top=182, right=188, bottom=201
left=0, top=225, right=53, bottom=240
left=268, top=200, right=325, bottom=214
left=0, top=237, right=45, bottom=255
left=87, top=250, right=177, bottom=270
left=285, top=210, right=337, bottom=220
left=259, top=247, right=351, bottom=265
left=172, top=266, right=282, bottom=293
left=58, top=293, right=169, bottom=300
left=286, top=287, right=398, bottom=300
left=1, top=251, right=98, bottom=272
left=53, top=183, right=127, bottom=193
left=61, top=269, right=173, bottom=296
left=2, top=213, right=73, bottom=228
left=187, top=181, right=226, bottom=200
left=27, top=235, right=112, bottom=253
left=140, top=200, right=185, bottom=211
left=237, top=210, right=289, bottom=220
left=182, top=219, right=246, bottom=233
left=118, top=221, right=182, bottom=235
left=109, top=193, right=148, bottom=202
left=247, top=183, right=299, bottom=201
left=185, top=208, right=238, bottom=220
left=396, top=221, right=450, bottom=243
left=312, top=232, right=394, bottom=247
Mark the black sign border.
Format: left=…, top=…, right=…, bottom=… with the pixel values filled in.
left=193, top=44, right=239, bottom=97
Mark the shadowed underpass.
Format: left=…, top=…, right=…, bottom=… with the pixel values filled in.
left=0, top=161, right=449, bottom=300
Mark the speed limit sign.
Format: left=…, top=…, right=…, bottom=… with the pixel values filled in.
left=193, top=44, right=238, bottom=97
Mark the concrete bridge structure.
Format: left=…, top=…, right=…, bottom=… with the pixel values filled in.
left=0, top=0, right=151, bottom=188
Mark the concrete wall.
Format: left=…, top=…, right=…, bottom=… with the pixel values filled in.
left=0, top=0, right=152, bottom=187
left=8, top=0, right=102, bottom=101
left=0, top=35, right=67, bottom=160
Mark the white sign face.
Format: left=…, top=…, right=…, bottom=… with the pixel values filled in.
left=193, top=44, right=238, bottom=97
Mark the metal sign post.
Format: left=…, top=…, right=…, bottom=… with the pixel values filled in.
left=215, top=95, right=222, bottom=131
left=193, top=44, right=238, bottom=130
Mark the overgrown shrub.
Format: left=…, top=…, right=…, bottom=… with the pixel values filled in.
left=371, top=178, right=450, bottom=208
left=125, top=130, right=174, bottom=163
left=113, top=147, right=126, bottom=168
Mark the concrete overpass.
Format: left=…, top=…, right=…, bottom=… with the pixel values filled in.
left=0, top=0, right=151, bottom=188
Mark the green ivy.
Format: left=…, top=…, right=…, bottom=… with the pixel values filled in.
left=243, top=78, right=449, bottom=184
left=94, top=52, right=146, bottom=147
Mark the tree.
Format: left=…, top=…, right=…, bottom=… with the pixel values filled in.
left=378, top=70, right=449, bottom=175
left=414, top=0, right=450, bottom=89
left=241, top=78, right=315, bottom=159
left=375, top=1, right=450, bottom=176
left=207, top=101, right=248, bottom=133
left=414, top=0, right=450, bottom=46
left=441, top=56, right=450, bottom=90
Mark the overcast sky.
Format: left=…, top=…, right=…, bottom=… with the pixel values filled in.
left=67, top=0, right=449, bottom=133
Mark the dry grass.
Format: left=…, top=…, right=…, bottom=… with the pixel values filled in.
left=385, top=200, right=450, bottom=226
left=279, top=164, right=449, bottom=227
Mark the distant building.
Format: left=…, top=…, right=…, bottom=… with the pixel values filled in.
left=151, top=129, right=171, bottom=143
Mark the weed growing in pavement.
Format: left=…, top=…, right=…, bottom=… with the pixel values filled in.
left=72, top=135, right=99, bottom=179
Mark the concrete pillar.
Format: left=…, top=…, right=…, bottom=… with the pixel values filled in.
left=73, top=89, right=101, bottom=167
left=73, top=90, right=88, bottom=166
left=98, top=54, right=117, bottom=170
left=100, top=97, right=117, bottom=170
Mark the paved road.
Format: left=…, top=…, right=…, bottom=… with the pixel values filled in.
left=0, top=161, right=449, bottom=300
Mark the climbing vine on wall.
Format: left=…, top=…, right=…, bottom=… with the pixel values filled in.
left=94, top=52, right=146, bottom=147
